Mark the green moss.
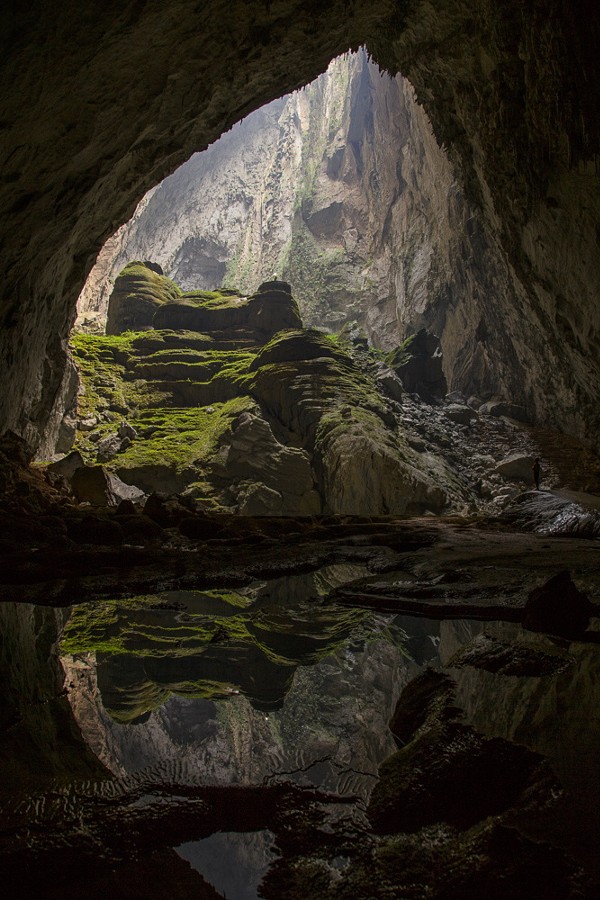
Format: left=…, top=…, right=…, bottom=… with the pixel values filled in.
left=181, top=289, right=244, bottom=308
left=115, top=396, right=255, bottom=474
left=386, top=334, right=417, bottom=371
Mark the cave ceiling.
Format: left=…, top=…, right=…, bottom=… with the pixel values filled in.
left=0, top=0, right=599, bottom=449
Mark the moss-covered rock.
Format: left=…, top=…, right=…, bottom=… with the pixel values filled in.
left=152, top=283, right=302, bottom=339
left=106, top=262, right=182, bottom=334
left=68, top=269, right=461, bottom=515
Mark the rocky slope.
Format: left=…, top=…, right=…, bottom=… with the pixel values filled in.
left=63, top=260, right=600, bottom=526
left=69, top=264, right=464, bottom=516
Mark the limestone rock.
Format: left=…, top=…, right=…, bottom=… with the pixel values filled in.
left=479, top=401, right=529, bottom=422
left=444, top=404, right=478, bottom=426
left=315, top=414, right=447, bottom=516
left=71, top=465, right=144, bottom=507
left=495, top=454, right=535, bottom=482
left=152, top=285, right=301, bottom=339
left=500, top=491, right=600, bottom=539
left=96, top=432, right=126, bottom=463
left=46, top=450, right=85, bottom=480
left=118, top=420, right=138, bottom=440
left=375, top=368, right=404, bottom=403
left=216, top=411, right=320, bottom=516
left=106, top=261, right=182, bottom=334
left=388, top=330, right=447, bottom=401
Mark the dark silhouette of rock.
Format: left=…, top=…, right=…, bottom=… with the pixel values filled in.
left=178, top=515, right=223, bottom=540
left=523, top=570, right=592, bottom=639
left=389, top=329, right=447, bottom=400
left=479, top=400, right=529, bottom=422
left=71, top=465, right=144, bottom=507
left=114, top=498, right=138, bottom=516
left=120, top=513, right=163, bottom=541
left=46, top=450, right=85, bottom=479
left=68, top=514, right=124, bottom=546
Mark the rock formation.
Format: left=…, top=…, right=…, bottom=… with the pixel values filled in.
left=70, top=266, right=461, bottom=515
left=76, top=51, right=549, bottom=427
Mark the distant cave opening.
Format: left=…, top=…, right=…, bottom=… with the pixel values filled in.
left=55, top=49, right=600, bottom=519
left=75, top=49, right=461, bottom=355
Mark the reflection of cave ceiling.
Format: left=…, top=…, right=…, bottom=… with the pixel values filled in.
left=0, top=0, right=599, bottom=451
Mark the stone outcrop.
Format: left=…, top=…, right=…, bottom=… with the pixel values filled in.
left=68, top=268, right=456, bottom=515
left=387, top=329, right=447, bottom=400
left=105, top=262, right=182, bottom=335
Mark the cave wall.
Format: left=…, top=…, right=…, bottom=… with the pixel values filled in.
left=0, top=0, right=598, bottom=451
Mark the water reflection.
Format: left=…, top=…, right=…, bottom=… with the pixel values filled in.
left=60, top=566, right=416, bottom=798
left=1, top=565, right=597, bottom=897
left=176, top=831, right=278, bottom=900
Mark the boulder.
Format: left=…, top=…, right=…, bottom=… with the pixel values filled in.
left=444, top=403, right=478, bottom=426
left=445, top=391, right=466, bottom=404
left=216, top=411, right=321, bottom=515
left=376, top=368, right=404, bottom=402
left=46, top=450, right=85, bottom=479
left=71, top=465, right=145, bottom=507
left=118, top=420, right=138, bottom=440
left=143, top=492, right=191, bottom=526
left=500, top=490, right=600, bottom=538
left=495, top=454, right=535, bottom=482
left=315, top=417, right=447, bottom=515
left=97, top=432, right=125, bottom=462
left=114, top=498, right=138, bottom=516
left=235, top=481, right=285, bottom=516
left=523, top=571, right=592, bottom=638
left=479, top=400, right=529, bottom=422
left=120, top=514, right=163, bottom=541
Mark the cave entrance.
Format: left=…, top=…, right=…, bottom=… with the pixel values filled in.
left=75, top=49, right=456, bottom=349
left=63, top=50, right=478, bottom=517
left=61, top=49, right=587, bottom=518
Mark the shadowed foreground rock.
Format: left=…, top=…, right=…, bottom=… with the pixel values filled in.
left=523, top=570, right=593, bottom=639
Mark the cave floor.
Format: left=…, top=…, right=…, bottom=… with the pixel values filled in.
left=0, top=514, right=599, bottom=897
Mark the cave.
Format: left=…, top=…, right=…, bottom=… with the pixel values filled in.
left=1, top=2, right=599, bottom=897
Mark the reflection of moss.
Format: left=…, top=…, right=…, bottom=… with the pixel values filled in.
left=60, top=594, right=367, bottom=665
left=60, top=591, right=255, bottom=658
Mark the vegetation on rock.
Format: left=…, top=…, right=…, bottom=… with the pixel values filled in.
left=67, top=263, right=467, bottom=514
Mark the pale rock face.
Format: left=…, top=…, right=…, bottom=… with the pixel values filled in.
left=316, top=425, right=447, bottom=515
left=214, top=411, right=321, bottom=516
left=76, top=50, right=565, bottom=437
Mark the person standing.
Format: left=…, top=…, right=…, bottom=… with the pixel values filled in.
left=532, top=457, right=541, bottom=490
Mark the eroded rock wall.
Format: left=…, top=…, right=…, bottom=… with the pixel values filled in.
left=0, top=0, right=598, bottom=450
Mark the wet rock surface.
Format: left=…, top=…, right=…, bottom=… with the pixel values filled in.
left=0, top=502, right=599, bottom=897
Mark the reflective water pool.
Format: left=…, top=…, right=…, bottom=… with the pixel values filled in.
left=0, top=562, right=598, bottom=898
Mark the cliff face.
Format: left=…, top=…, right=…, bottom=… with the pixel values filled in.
left=79, top=52, right=487, bottom=370
left=78, top=48, right=591, bottom=435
